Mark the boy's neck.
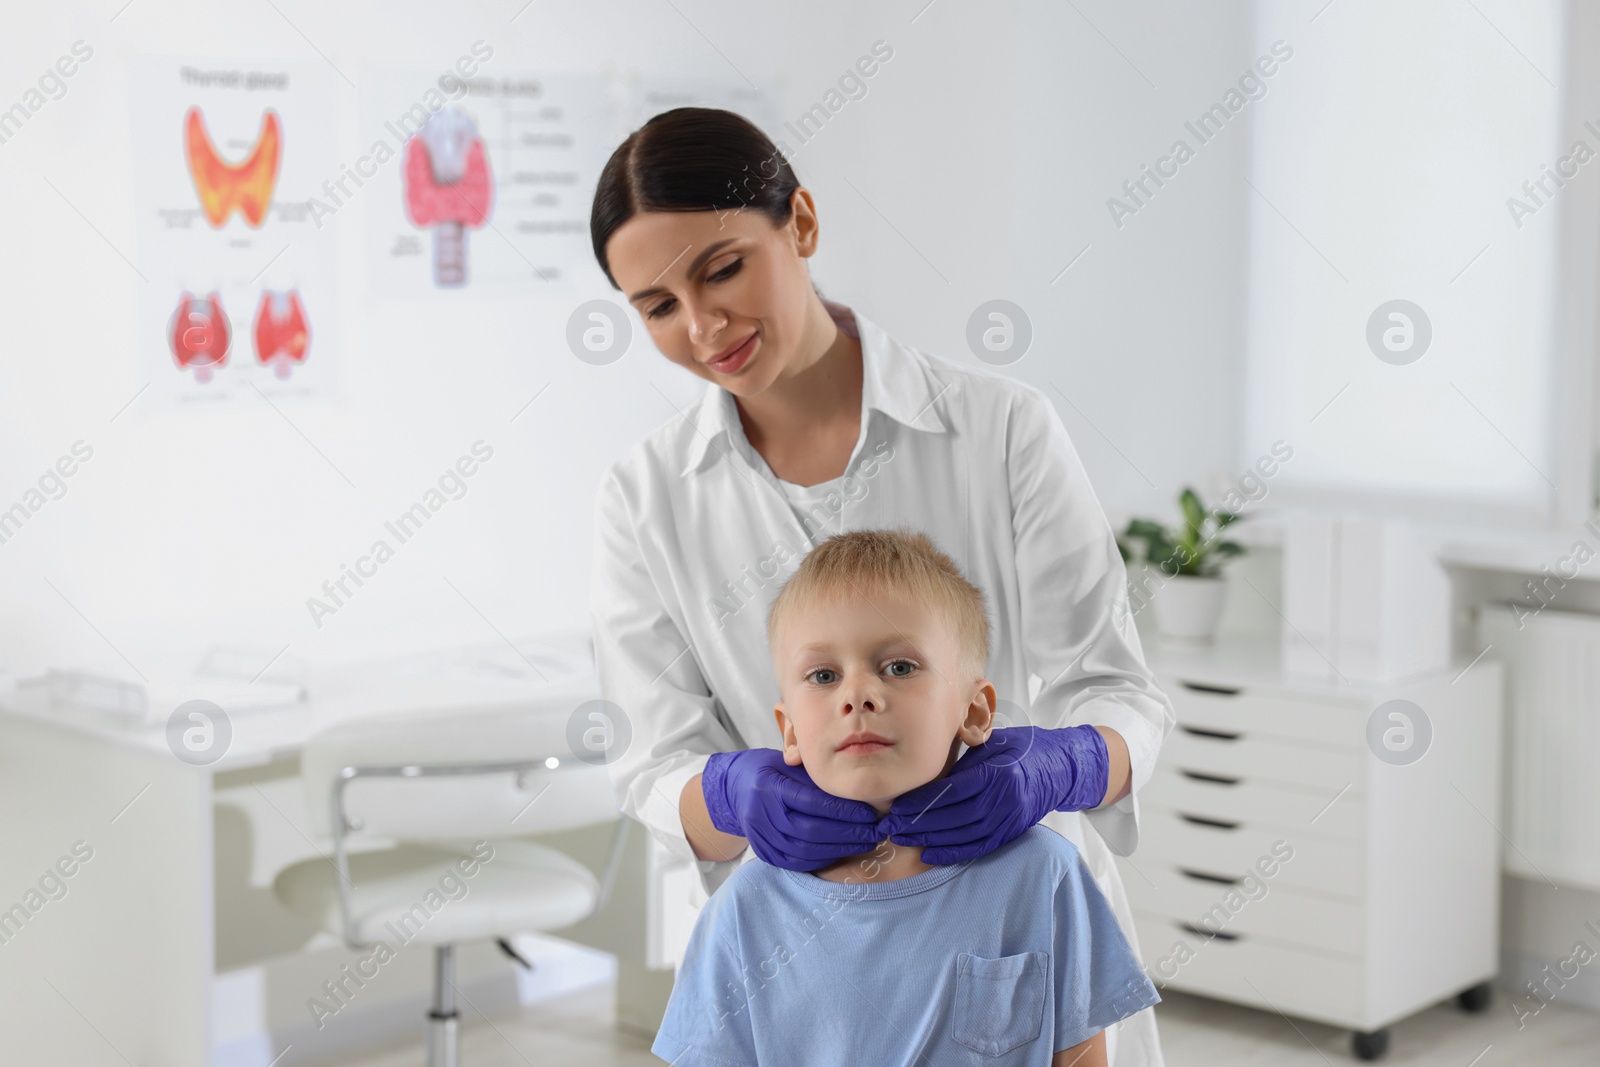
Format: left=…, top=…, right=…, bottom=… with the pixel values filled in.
left=811, top=835, right=935, bottom=884
left=806, top=743, right=969, bottom=883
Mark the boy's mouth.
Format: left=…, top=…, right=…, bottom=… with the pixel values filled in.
left=837, top=731, right=894, bottom=755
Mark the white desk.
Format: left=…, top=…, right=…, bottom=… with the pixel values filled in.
left=0, top=632, right=675, bottom=1066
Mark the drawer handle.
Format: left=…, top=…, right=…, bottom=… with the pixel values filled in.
left=1177, top=866, right=1242, bottom=886
left=1178, top=813, right=1240, bottom=830
left=1178, top=768, right=1241, bottom=786
left=1179, top=681, right=1242, bottom=696
left=1179, top=724, right=1242, bottom=741
left=1179, top=920, right=1240, bottom=942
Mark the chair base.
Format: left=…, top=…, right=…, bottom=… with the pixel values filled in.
left=427, top=1010, right=459, bottom=1067
left=428, top=944, right=459, bottom=1067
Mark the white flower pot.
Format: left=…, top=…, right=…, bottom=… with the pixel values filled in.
left=1154, top=574, right=1227, bottom=644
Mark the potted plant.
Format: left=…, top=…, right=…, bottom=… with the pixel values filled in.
left=1116, top=487, right=1246, bottom=644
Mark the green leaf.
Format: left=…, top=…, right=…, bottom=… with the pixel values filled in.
left=1122, top=491, right=1249, bottom=579
left=1146, top=537, right=1180, bottom=572
left=1178, top=488, right=1206, bottom=538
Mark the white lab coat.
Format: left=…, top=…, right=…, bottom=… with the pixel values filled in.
left=589, top=301, right=1176, bottom=1065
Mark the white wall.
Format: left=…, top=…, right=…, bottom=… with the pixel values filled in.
left=1243, top=0, right=1588, bottom=527
left=0, top=0, right=1249, bottom=680
left=1008, top=1, right=1256, bottom=524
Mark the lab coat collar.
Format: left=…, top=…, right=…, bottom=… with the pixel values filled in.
left=677, top=305, right=952, bottom=478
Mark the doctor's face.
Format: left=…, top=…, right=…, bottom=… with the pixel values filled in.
left=605, top=192, right=821, bottom=400
left=771, top=589, right=995, bottom=814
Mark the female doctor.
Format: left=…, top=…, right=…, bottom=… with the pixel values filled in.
left=587, top=108, right=1175, bottom=1066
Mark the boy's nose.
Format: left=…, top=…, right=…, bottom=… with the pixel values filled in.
left=840, top=683, right=882, bottom=714
left=839, top=670, right=885, bottom=715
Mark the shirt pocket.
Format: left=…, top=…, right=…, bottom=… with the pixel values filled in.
left=951, top=950, right=1048, bottom=1057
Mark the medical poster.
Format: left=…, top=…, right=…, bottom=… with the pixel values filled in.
left=130, top=55, right=341, bottom=407
left=624, top=76, right=783, bottom=143
left=361, top=67, right=615, bottom=296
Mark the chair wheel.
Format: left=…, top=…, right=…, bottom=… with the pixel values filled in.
left=1351, top=1027, right=1390, bottom=1061
left=1456, top=982, right=1492, bottom=1013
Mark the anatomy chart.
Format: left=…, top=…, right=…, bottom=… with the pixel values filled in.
left=623, top=76, right=782, bottom=144
left=131, top=55, right=340, bottom=406
left=362, top=68, right=614, bottom=295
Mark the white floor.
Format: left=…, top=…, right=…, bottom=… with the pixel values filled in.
left=1151, top=985, right=1600, bottom=1064
left=331, top=979, right=1600, bottom=1066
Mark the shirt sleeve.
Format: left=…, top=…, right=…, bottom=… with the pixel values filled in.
left=1005, top=383, right=1177, bottom=856
left=650, top=891, right=761, bottom=1067
left=589, top=465, right=748, bottom=897
left=1052, top=846, right=1163, bottom=1051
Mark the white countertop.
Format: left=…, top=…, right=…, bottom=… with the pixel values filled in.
left=0, top=630, right=602, bottom=772
left=1142, top=629, right=1492, bottom=700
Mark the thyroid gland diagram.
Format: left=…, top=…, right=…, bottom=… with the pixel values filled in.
left=253, top=289, right=310, bottom=379
left=168, top=292, right=231, bottom=383
left=184, top=106, right=281, bottom=227
left=402, top=107, right=493, bottom=287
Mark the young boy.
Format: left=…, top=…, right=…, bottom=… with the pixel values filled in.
left=650, top=529, right=1161, bottom=1066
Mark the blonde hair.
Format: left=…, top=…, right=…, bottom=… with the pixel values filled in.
left=766, top=528, right=990, bottom=682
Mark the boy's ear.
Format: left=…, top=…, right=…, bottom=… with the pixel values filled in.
left=958, top=680, right=998, bottom=746
left=773, top=702, right=804, bottom=766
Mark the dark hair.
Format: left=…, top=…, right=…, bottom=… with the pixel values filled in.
left=589, top=107, right=801, bottom=290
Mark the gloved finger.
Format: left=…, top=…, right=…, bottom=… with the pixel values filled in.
left=970, top=727, right=1043, bottom=761
left=891, top=747, right=1019, bottom=809
left=883, top=776, right=971, bottom=819
left=916, top=844, right=976, bottom=866
left=902, top=826, right=990, bottom=863
left=765, top=770, right=882, bottom=824
left=881, top=794, right=993, bottom=839
left=741, top=820, right=811, bottom=869
left=921, top=821, right=1030, bottom=865
left=799, top=841, right=890, bottom=871
left=879, top=788, right=1006, bottom=835
left=881, top=815, right=987, bottom=849
left=752, top=810, right=886, bottom=861
left=747, top=822, right=879, bottom=869
left=884, top=768, right=1003, bottom=824
left=782, top=807, right=890, bottom=848
left=748, top=806, right=889, bottom=857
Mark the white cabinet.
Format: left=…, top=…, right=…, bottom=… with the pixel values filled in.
left=1118, top=635, right=1503, bottom=1056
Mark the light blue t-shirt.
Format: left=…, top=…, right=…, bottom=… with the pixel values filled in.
left=651, top=825, right=1161, bottom=1066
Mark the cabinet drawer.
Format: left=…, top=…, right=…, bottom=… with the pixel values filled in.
left=1165, top=724, right=1362, bottom=793
left=1132, top=914, right=1364, bottom=1028
left=1143, top=765, right=1365, bottom=842
left=1119, top=857, right=1364, bottom=958
left=1138, top=807, right=1364, bottom=899
left=1164, top=679, right=1366, bottom=747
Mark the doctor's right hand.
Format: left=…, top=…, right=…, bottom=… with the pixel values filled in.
left=701, top=749, right=885, bottom=871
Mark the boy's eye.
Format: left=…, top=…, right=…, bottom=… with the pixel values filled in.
left=804, top=660, right=917, bottom=685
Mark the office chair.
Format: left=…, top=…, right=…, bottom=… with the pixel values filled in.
left=271, top=705, right=630, bottom=1067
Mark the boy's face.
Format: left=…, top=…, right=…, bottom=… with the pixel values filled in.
left=772, top=588, right=996, bottom=815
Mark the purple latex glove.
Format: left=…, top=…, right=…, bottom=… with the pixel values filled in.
left=876, top=724, right=1109, bottom=864
left=702, top=748, right=885, bottom=871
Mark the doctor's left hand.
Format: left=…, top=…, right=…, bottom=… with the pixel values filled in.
left=876, top=725, right=1110, bottom=864
left=702, top=748, right=886, bottom=871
